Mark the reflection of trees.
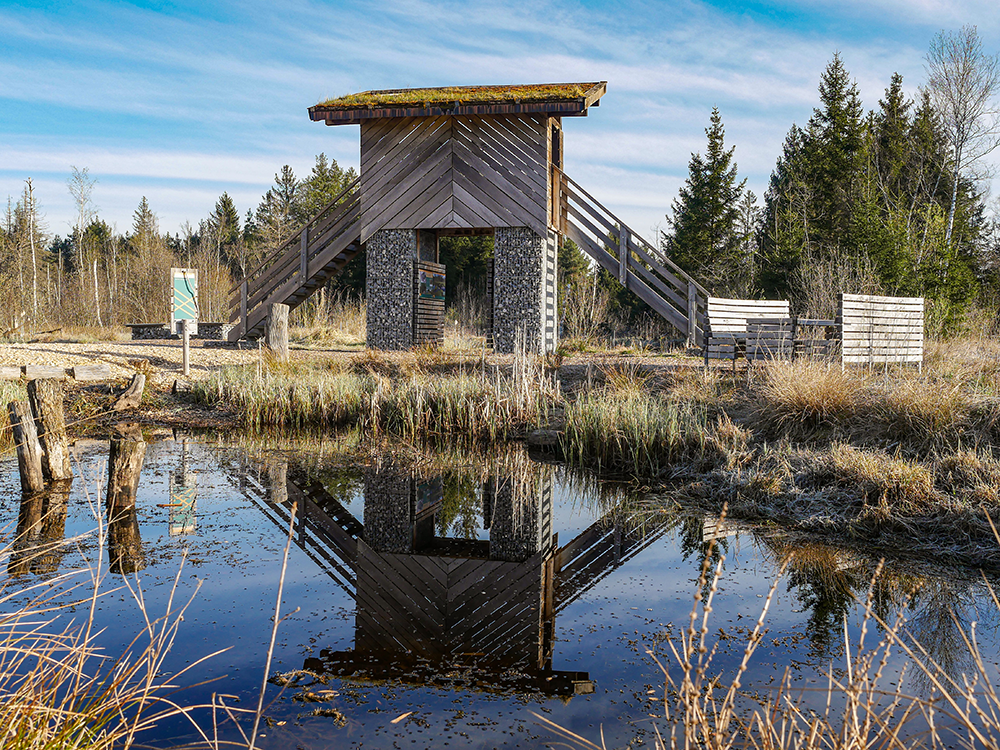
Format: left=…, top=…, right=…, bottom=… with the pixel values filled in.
left=904, top=578, right=979, bottom=693
left=437, top=473, right=480, bottom=539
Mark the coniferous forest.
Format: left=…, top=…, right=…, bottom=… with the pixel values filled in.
left=3, top=31, right=998, bottom=339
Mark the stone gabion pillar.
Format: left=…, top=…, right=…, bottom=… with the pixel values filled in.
left=488, top=469, right=553, bottom=562
left=366, top=229, right=417, bottom=350
left=363, top=467, right=413, bottom=554
left=493, top=227, right=558, bottom=354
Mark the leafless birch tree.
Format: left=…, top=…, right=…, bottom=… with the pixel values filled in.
left=924, top=25, right=1000, bottom=244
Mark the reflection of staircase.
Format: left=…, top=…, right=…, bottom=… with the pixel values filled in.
left=227, top=178, right=362, bottom=342
left=556, top=168, right=707, bottom=346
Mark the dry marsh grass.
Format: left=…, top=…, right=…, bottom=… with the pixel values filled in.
left=0, top=515, right=212, bottom=749
left=754, top=352, right=1000, bottom=451
left=194, top=347, right=553, bottom=443
left=540, top=520, right=1000, bottom=750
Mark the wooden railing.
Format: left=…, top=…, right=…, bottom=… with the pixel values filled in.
left=227, top=177, right=362, bottom=340
left=556, top=168, right=707, bottom=346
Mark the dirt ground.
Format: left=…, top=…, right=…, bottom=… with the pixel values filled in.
left=0, top=338, right=704, bottom=392
left=0, top=339, right=323, bottom=389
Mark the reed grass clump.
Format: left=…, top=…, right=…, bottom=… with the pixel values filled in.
left=754, top=357, right=1000, bottom=450
left=194, top=357, right=550, bottom=443
left=561, top=390, right=714, bottom=476
left=754, top=359, right=863, bottom=433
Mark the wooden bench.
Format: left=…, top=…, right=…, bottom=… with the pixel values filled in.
left=704, top=298, right=792, bottom=366
left=838, top=293, right=924, bottom=371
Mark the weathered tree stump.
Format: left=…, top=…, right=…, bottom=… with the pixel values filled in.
left=265, top=302, right=289, bottom=363
left=27, top=378, right=73, bottom=481
left=113, top=373, right=146, bottom=411
left=109, top=509, right=146, bottom=575
left=8, top=401, right=45, bottom=495
left=106, top=437, right=147, bottom=514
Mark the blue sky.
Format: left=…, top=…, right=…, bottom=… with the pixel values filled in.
left=2, top=0, right=998, bottom=242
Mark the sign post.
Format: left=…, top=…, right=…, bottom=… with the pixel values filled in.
left=170, top=268, right=199, bottom=336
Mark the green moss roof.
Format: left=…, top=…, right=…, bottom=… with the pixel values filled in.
left=317, top=82, right=602, bottom=110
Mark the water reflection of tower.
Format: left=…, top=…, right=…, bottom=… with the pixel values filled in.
left=317, top=460, right=589, bottom=695
left=237, top=450, right=676, bottom=697
left=169, top=439, right=197, bottom=536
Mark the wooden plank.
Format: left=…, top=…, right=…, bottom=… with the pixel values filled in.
left=469, top=114, right=547, bottom=172
left=452, top=144, right=547, bottom=230
left=361, top=117, right=428, bottom=173
left=240, top=217, right=363, bottom=335
left=72, top=363, right=112, bottom=381
left=357, top=543, right=444, bottom=632
left=565, top=222, right=686, bottom=330
left=452, top=120, right=547, bottom=206
left=841, top=293, right=923, bottom=305
left=1, top=366, right=23, bottom=380
left=244, top=201, right=360, bottom=314
left=628, top=236, right=689, bottom=296
left=361, top=127, right=451, bottom=220
left=454, top=115, right=546, bottom=194
left=362, top=144, right=453, bottom=236
left=466, top=116, right=547, bottom=191
left=362, top=117, right=453, bottom=201
left=24, top=365, right=66, bottom=380
left=392, top=176, right=456, bottom=229
left=452, top=161, right=545, bottom=233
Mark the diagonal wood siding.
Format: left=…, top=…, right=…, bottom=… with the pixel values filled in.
left=360, top=115, right=550, bottom=241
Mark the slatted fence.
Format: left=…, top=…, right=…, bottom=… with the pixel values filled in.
left=839, top=293, right=924, bottom=370
left=704, top=298, right=791, bottom=364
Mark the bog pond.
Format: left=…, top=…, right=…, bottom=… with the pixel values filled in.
left=2, top=431, right=999, bottom=748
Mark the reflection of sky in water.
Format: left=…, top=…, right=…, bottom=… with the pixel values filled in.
left=1, top=435, right=998, bottom=749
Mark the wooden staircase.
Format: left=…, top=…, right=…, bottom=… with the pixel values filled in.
left=228, top=169, right=706, bottom=347
left=227, top=177, right=362, bottom=342
left=556, top=168, right=707, bottom=346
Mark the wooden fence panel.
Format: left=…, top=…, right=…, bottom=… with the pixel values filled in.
left=838, top=293, right=923, bottom=368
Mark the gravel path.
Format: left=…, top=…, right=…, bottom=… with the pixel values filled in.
left=0, top=340, right=265, bottom=388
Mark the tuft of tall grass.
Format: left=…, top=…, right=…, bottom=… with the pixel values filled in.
left=0, top=517, right=214, bottom=749
left=755, top=359, right=862, bottom=432
left=561, top=389, right=712, bottom=477
left=754, top=356, right=1000, bottom=450
left=193, top=357, right=550, bottom=443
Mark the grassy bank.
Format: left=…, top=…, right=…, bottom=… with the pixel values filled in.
left=193, top=350, right=553, bottom=443
left=187, top=337, right=1000, bottom=566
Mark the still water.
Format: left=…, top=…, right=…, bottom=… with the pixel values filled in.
left=2, top=432, right=999, bottom=748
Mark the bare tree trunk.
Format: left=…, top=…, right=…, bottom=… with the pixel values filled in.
left=93, top=257, right=103, bottom=326
left=23, top=180, right=39, bottom=325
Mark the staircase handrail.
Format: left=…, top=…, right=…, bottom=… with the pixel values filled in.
left=228, top=176, right=361, bottom=296
left=557, top=169, right=709, bottom=298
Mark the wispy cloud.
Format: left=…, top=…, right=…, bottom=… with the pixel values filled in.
left=1, top=0, right=997, bottom=236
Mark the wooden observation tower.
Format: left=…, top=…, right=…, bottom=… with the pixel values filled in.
left=228, top=82, right=707, bottom=351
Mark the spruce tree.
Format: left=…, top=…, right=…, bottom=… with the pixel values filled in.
left=806, top=52, right=865, bottom=250
left=664, top=107, right=746, bottom=292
